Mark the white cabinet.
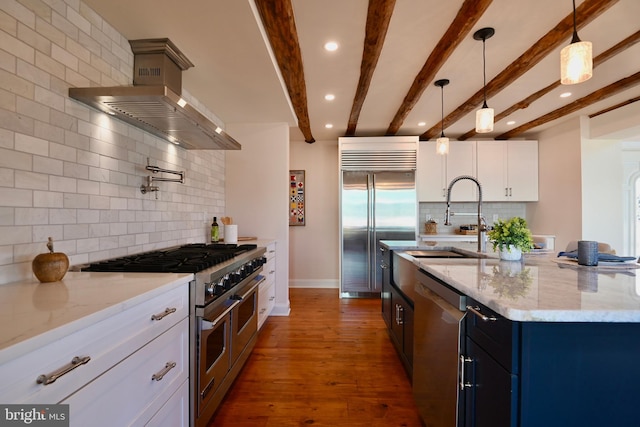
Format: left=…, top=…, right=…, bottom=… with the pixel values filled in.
left=476, top=140, right=538, bottom=201
left=417, top=141, right=477, bottom=201
left=0, top=281, right=190, bottom=427
left=258, top=242, right=276, bottom=329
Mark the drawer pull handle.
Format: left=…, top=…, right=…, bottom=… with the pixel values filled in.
left=269, top=296, right=275, bottom=301
left=152, top=362, right=177, bottom=381
left=459, top=355, right=474, bottom=390
left=151, top=307, right=177, bottom=321
left=466, top=305, right=497, bottom=322
left=260, top=308, right=267, bottom=314
left=37, top=356, right=91, bottom=385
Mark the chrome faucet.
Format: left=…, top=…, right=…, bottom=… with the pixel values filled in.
left=444, top=175, right=487, bottom=253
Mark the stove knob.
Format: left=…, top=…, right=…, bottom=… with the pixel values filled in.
left=206, top=283, right=215, bottom=296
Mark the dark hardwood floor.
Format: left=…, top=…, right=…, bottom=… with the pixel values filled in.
left=208, top=288, right=423, bottom=427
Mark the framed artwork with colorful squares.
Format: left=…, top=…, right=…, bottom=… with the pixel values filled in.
left=289, top=170, right=305, bottom=226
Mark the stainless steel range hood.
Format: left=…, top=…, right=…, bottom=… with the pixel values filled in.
left=69, top=38, right=240, bottom=150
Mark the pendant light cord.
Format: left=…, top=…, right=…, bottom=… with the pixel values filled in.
left=440, top=85, right=445, bottom=138
left=571, top=0, right=581, bottom=43
left=482, top=37, right=488, bottom=109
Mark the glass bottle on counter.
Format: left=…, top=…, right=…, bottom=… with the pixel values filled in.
left=211, top=216, right=219, bottom=243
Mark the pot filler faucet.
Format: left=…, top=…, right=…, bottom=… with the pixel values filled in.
left=444, top=175, right=487, bottom=253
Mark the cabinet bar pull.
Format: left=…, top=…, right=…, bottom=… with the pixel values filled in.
left=37, top=356, right=91, bottom=385
left=151, top=307, right=177, bottom=321
left=459, top=355, right=473, bottom=390
left=466, top=305, right=497, bottom=322
left=152, top=361, right=177, bottom=381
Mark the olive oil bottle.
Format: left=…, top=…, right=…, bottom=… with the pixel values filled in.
left=211, top=216, right=219, bottom=243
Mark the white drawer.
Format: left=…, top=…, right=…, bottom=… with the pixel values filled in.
left=63, top=317, right=189, bottom=427
left=145, top=379, right=189, bottom=427
left=264, top=256, right=276, bottom=286
left=265, top=243, right=276, bottom=261
left=0, top=284, right=188, bottom=404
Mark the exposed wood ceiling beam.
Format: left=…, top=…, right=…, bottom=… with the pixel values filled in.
left=345, top=0, right=397, bottom=136
left=495, top=71, right=640, bottom=139
left=458, top=29, right=640, bottom=140
left=385, top=0, right=493, bottom=136
left=254, top=0, right=315, bottom=143
left=589, top=96, right=640, bottom=119
left=420, top=0, right=619, bottom=141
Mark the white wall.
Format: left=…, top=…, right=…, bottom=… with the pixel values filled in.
left=528, top=117, right=583, bottom=252
left=226, top=123, right=290, bottom=315
left=0, top=0, right=226, bottom=284
left=288, top=140, right=339, bottom=288
left=581, top=135, right=623, bottom=252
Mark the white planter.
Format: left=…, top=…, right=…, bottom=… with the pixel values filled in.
left=498, top=245, right=522, bottom=261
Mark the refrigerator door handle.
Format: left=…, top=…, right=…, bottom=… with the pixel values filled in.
left=368, top=173, right=374, bottom=289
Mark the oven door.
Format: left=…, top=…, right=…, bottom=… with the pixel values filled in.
left=197, top=302, right=232, bottom=416
left=231, top=275, right=263, bottom=364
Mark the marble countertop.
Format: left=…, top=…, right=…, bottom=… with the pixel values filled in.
left=0, top=272, right=192, bottom=364
left=381, top=240, right=640, bottom=323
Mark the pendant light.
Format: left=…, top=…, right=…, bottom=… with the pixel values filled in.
left=474, top=27, right=495, bottom=134
left=434, top=79, right=450, bottom=155
left=560, top=0, right=592, bottom=85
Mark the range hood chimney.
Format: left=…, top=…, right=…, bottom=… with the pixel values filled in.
left=69, top=38, right=240, bottom=150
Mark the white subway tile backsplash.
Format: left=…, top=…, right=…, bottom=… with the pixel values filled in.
left=0, top=225, right=32, bottom=245
left=63, top=193, right=88, bottom=208
left=0, top=187, right=32, bottom=206
left=64, top=223, right=88, bottom=239
left=32, top=224, right=63, bottom=242
left=14, top=207, right=48, bottom=225
left=33, top=190, right=63, bottom=207
left=15, top=133, right=47, bottom=156
left=0, top=245, right=13, bottom=265
left=0, top=26, right=34, bottom=63
left=49, top=208, right=76, bottom=224
left=33, top=155, right=63, bottom=175
left=0, top=0, right=227, bottom=284
left=49, top=175, right=77, bottom=192
left=15, top=170, right=47, bottom=190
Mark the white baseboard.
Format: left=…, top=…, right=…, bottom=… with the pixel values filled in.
left=289, top=279, right=339, bottom=289
left=270, top=302, right=291, bottom=316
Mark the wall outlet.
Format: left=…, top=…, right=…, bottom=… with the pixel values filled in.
left=492, top=214, right=499, bottom=223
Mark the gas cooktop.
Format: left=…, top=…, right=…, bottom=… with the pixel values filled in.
left=81, top=243, right=258, bottom=273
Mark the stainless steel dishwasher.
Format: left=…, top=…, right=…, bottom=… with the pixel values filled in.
left=413, top=267, right=468, bottom=427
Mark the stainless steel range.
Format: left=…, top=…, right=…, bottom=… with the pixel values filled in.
left=82, top=243, right=267, bottom=427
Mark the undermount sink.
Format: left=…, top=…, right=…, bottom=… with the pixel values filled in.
left=403, top=249, right=485, bottom=259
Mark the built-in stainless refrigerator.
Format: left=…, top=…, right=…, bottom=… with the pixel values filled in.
left=340, top=169, right=417, bottom=297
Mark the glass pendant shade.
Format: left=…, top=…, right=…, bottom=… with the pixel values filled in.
left=560, top=40, right=592, bottom=85
left=436, top=137, right=449, bottom=155
left=475, top=106, right=494, bottom=133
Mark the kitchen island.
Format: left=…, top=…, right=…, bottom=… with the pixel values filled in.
left=380, top=240, right=640, bottom=427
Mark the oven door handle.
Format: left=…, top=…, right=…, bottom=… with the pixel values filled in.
left=238, top=275, right=265, bottom=301
left=202, top=301, right=240, bottom=328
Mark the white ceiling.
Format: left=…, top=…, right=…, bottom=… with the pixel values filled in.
left=82, top=0, right=640, bottom=143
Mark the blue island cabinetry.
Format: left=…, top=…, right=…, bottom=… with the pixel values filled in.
left=464, top=297, right=640, bottom=426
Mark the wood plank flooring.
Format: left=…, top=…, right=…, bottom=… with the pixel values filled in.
left=208, top=288, right=423, bottom=427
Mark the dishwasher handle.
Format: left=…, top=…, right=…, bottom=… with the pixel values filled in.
left=466, top=305, right=497, bottom=322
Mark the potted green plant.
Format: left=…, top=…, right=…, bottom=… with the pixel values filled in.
left=488, top=216, right=533, bottom=260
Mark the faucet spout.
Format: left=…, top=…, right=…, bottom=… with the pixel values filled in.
left=444, top=175, right=486, bottom=253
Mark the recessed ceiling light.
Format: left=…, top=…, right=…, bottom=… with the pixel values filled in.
left=325, top=123, right=333, bottom=129
left=418, top=122, right=426, bottom=127
left=324, top=94, right=335, bottom=101
left=324, top=41, right=338, bottom=51
left=560, top=92, right=572, bottom=98
left=507, top=120, right=516, bottom=125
